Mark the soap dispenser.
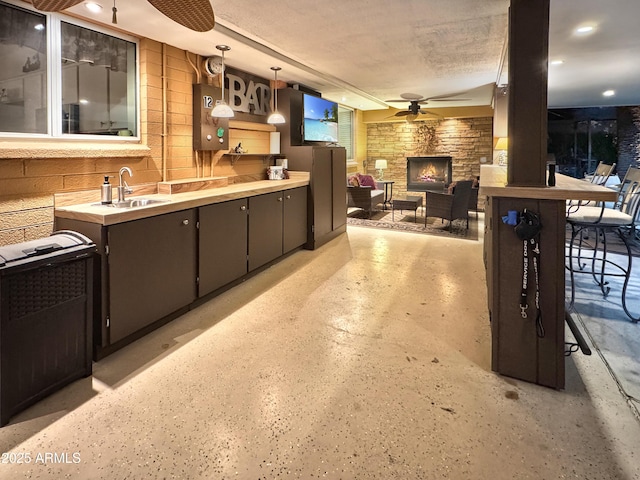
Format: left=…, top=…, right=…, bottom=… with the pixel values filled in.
left=101, top=176, right=112, bottom=204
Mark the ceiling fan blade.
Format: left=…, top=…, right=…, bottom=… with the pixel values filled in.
left=426, top=90, right=469, bottom=101
left=147, top=0, right=215, bottom=32
left=32, top=0, right=83, bottom=11
left=394, top=111, right=411, bottom=117
left=400, top=93, right=425, bottom=101
left=419, top=110, right=443, bottom=118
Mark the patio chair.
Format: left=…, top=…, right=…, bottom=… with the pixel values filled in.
left=567, top=161, right=616, bottom=215
left=425, top=180, right=473, bottom=229
left=584, top=161, right=616, bottom=185
left=347, top=185, right=384, bottom=219
left=566, top=166, right=640, bottom=322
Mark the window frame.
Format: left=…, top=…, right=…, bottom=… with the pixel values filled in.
left=338, top=105, right=354, bottom=160
left=0, top=0, right=140, bottom=142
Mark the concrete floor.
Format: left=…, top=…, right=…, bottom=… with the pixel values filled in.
left=1, top=221, right=640, bottom=479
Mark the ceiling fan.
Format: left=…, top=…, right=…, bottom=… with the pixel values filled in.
left=31, top=0, right=215, bottom=32
left=386, top=92, right=470, bottom=118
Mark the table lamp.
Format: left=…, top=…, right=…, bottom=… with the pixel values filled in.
left=375, top=159, right=388, bottom=180
left=495, top=138, right=508, bottom=166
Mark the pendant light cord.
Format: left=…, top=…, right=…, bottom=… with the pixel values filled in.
left=220, top=49, right=225, bottom=103
left=273, top=68, right=278, bottom=112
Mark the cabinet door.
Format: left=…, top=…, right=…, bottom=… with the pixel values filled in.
left=283, top=187, right=308, bottom=253
left=312, top=148, right=333, bottom=238
left=199, top=199, right=248, bottom=297
left=107, top=210, right=197, bottom=344
left=249, top=192, right=283, bottom=271
left=331, top=147, right=347, bottom=229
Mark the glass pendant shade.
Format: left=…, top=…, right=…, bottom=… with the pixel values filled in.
left=267, top=66, right=285, bottom=124
left=211, top=100, right=234, bottom=118
left=211, top=45, right=234, bottom=118
left=267, top=111, right=285, bottom=124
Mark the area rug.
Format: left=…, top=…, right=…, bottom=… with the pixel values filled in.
left=347, top=208, right=480, bottom=240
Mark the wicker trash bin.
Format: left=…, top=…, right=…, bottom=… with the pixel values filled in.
left=0, top=231, right=96, bottom=426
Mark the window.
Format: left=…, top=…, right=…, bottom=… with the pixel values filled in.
left=338, top=106, right=354, bottom=159
left=548, top=108, right=617, bottom=178
left=0, top=2, right=47, bottom=134
left=0, top=0, right=138, bottom=138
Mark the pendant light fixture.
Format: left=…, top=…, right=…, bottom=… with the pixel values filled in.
left=210, top=45, right=234, bottom=118
left=267, top=66, right=285, bottom=124
left=112, top=0, right=117, bottom=24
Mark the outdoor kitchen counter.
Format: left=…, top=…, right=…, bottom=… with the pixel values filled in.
left=55, top=171, right=310, bottom=226
left=479, top=164, right=617, bottom=202
left=479, top=164, right=617, bottom=390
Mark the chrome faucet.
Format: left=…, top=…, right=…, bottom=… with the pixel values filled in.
left=117, top=166, right=133, bottom=202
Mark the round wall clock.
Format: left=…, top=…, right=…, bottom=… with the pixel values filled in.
left=204, top=56, right=223, bottom=77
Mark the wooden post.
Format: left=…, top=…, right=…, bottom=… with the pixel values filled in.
left=507, top=0, right=550, bottom=187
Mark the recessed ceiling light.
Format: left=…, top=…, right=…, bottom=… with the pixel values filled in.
left=85, top=2, right=103, bottom=13
left=575, top=25, right=595, bottom=34
left=603, top=90, right=615, bottom=97
left=550, top=59, right=564, bottom=66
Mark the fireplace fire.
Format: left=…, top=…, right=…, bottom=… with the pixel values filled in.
left=406, top=156, right=453, bottom=192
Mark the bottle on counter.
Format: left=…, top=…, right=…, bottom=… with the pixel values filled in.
left=101, top=176, right=112, bottom=204
left=547, top=163, right=556, bottom=187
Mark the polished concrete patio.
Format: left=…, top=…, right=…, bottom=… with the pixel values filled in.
left=1, top=219, right=639, bottom=479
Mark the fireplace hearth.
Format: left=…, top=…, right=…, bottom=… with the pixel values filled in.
left=407, top=156, right=453, bottom=192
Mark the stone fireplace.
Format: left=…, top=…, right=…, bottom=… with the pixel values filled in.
left=365, top=118, right=492, bottom=200
left=406, top=156, right=453, bottom=192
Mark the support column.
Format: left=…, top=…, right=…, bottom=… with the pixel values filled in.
left=507, top=0, right=550, bottom=187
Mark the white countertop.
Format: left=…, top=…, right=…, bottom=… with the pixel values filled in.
left=479, top=165, right=617, bottom=202
left=55, top=171, right=310, bottom=226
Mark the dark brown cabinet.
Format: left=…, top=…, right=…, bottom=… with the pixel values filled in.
left=201, top=187, right=307, bottom=290
left=284, top=146, right=346, bottom=249
left=331, top=150, right=347, bottom=230
left=283, top=186, right=308, bottom=253
left=198, top=198, right=248, bottom=297
left=55, top=185, right=307, bottom=358
left=276, top=88, right=347, bottom=249
left=249, top=191, right=284, bottom=271
left=56, top=209, right=197, bottom=357
left=107, top=210, right=197, bottom=344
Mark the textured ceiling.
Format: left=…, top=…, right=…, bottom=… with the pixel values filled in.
left=57, top=0, right=640, bottom=112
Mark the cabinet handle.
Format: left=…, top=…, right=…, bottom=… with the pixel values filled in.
left=182, top=219, right=189, bottom=226
left=286, top=195, right=291, bottom=200
left=277, top=197, right=283, bottom=202
left=240, top=205, right=247, bottom=211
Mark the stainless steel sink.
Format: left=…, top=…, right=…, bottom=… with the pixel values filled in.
left=94, top=198, right=167, bottom=209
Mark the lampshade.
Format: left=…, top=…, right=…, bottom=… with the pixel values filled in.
left=267, top=112, right=285, bottom=124
left=267, top=66, right=285, bottom=124
left=375, top=159, right=388, bottom=170
left=211, top=45, right=234, bottom=118
left=211, top=100, right=234, bottom=118
left=495, top=137, right=508, bottom=150
left=495, top=137, right=508, bottom=166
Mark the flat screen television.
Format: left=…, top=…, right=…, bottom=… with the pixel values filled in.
left=303, top=93, right=339, bottom=144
